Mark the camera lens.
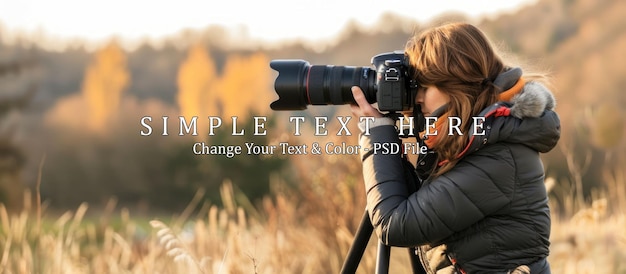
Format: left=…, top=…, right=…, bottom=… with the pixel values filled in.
left=269, top=60, right=377, bottom=110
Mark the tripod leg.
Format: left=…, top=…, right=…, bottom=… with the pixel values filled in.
left=340, top=211, right=374, bottom=274
left=375, top=241, right=391, bottom=274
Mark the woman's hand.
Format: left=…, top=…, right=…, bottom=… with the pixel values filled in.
left=350, top=86, right=383, bottom=118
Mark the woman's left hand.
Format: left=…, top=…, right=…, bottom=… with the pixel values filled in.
left=351, top=86, right=383, bottom=118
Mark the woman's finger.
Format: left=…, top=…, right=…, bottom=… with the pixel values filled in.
left=351, top=86, right=369, bottom=107
left=352, top=86, right=382, bottom=117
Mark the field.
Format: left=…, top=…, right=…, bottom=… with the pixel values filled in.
left=1, top=154, right=625, bottom=274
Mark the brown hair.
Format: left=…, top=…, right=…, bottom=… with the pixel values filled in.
left=405, top=22, right=505, bottom=176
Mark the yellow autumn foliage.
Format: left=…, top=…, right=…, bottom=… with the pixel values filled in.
left=82, top=42, right=130, bottom=132
left=177, top=45, right=273, bottom=122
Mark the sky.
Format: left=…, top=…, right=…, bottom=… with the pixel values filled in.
left=0, top=0, right=537, bottom=49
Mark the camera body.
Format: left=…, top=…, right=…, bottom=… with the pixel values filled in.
left=371, top=51, right=417, bottom=111
left=269, top=51, right=418, bottom=112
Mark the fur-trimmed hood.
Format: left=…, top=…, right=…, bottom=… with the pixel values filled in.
left=510, top=81, right=556, bottom=119
left=462, top=80, right=561, bottom=156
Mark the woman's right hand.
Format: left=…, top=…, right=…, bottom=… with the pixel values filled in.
left=350, top=86, right=383, bottom=118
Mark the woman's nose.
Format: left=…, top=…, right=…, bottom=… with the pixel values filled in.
left=415, top=90, right=424, bottom=104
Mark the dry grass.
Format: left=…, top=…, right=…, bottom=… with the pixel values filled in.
left=1, top=149, right=625, bottom=273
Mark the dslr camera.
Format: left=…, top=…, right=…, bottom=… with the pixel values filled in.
left=269, top=51, right=419, bottom=112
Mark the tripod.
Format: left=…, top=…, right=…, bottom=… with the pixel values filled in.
left=341, top=114, right=429, bottom=273
left=339, top=211, right=426, bottom=274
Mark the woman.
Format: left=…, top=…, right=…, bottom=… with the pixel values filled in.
left=351, top=23, right=560, bottom=273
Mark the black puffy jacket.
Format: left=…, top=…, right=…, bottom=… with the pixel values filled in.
left=358, top=81, right=560, bottom=273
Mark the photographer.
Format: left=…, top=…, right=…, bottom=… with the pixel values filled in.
left=351, top=23, right=560, bottom=273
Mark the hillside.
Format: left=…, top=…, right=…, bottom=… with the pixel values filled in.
left=0, top=0, right=624, bottom=209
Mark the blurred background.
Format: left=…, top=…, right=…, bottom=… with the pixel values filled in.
left=0, top=0, right=626, bottom=214
left=1, top=0, right=623, bottom=214
left=0, top=0, right=625, bottom=272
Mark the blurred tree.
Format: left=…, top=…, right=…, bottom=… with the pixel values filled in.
left=177, top=44, right=218, bottom=122
left=127, top=43, right=183, bottom=104
left=82, top=41, right=129, bottom=133
left=0, top=49, right=37, bottom=212
left=217, top=52, right=273, bottom=118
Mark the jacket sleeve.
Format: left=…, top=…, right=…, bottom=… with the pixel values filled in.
left=359, top=125, right=513, bottom=247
